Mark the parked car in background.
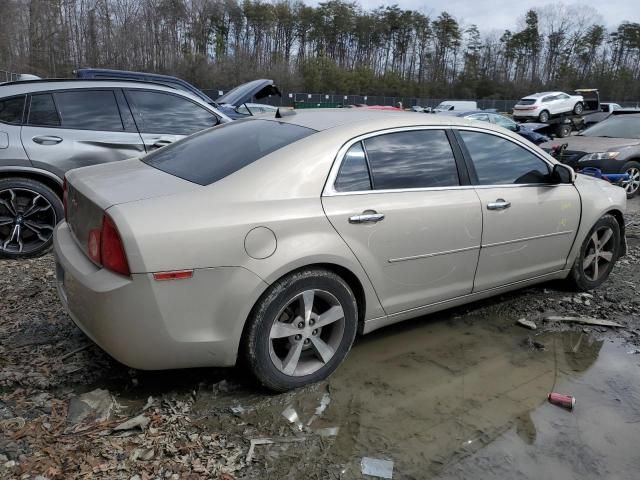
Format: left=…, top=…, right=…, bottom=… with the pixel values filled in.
left=541, top=111, right=640, bottom=198
left=583, top=102, right=624, bottom=127
left=433, top=100, right=477, bottom=112
left=213, top=79, right=282, bottom=118
left=0, top=79, right=231, bottom=258
left=513, top=91, right=584, bottom=123
left=54, top=110, right=625, bottom=392
left=455, top=111, right=550, bottom=145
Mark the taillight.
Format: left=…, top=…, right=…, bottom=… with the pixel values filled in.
left=101, top=214, right=130, bottom=276
left=86, top=214, right=130, bottom=276
left=63, top=177, right=68, bottom=221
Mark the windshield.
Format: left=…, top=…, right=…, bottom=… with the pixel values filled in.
left=580, top=115, right=640, bottom=139
left=143, top=119, right=316, bottom=185
left=517, top=99, right=536, bottom=105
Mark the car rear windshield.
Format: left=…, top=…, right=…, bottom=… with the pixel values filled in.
left=517, top=99, right=536, bottom=105
left=580, top=115, right=640, bottom=139
left=142, top=119, right=316, bottom=185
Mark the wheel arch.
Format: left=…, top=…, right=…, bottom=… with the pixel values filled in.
left=0, top=167, right=63, bottom=198
left=606, top=208, right=627, bottom=257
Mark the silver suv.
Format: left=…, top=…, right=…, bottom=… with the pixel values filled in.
left=0, top=79, right=230, bottom=258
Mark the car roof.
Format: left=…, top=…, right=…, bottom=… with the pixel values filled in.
left=523, top=91, right=561, bottom=98
left=0, top=79, right=207, bottom=103
left=264, top=108, right=497, bottom=133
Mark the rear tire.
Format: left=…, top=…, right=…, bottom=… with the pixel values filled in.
left=622, top=161, right=640, bottom=199
left=556, top=124, right=572, bottom=138
left=573, top=102, right=584, bottom=115
left=0, top=177, right=63, bottom=259
left=567, top=214, right=620, bottom=291
left=243, top=268, right=358, bottom=392
left=538, top=110, right=550, bottom=123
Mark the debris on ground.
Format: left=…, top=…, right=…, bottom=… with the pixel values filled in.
left=113, top=413, right=150, bottom=432
left=516, top=318, right=537, bottom=330
left=66, top=388, right=116, bottom=426
left=520, top=336, right=546, bottom=351
left=548, top=392, right=576, bottom=410
left=544, top=316, right=623, bottom=328
left=361, top=457, right=394, bottom=478
left=245, top=437, right=307, bottom=463
left=281, top=405, right=304, bottom=431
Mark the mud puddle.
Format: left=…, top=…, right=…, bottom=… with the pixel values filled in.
left=190, top=315, right=640, bottom=479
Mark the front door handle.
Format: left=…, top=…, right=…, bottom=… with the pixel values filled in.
left=32, top=135, right=62, bottom=145
left=151, top=137, right=175, bottom=148
left=349, top=211, right=385, bottom=224
left=487, top=199, right=511, bottom=210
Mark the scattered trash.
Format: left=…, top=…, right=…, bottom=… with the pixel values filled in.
left=520, top=336, right=545, bottom=351
left=230, top=406, right=245, bottom=415
left=548, top=392, right=575, bottom=410
left=516, top=318, right=537, bottom=330
left=113, top=414, right=150, bottom=432
left=129, top=447, right=155, bottom=461
left=66, top=388, right=115, bottom=425
left=361, top=457, right=394, bottom=479
left=245, top=437, right=307, bottom=463
left=544, top=316, right=623, bottom=328
left=307, top=392, right=331, bottom=426
left=142, top=396, right=155, bottom=411
left=315, top=426, right=340, bottom=437
left=281, top=405, right=304, bottom=431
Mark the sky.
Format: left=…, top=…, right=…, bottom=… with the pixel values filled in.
left=351, top=0, right=638, bottom=32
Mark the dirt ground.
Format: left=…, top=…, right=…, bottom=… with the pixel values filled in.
left=1, top=199, right=640, bottom=480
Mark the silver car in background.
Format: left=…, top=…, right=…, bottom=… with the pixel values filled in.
left=0, top=79, right=230, bottom=258
left=54, top=110, right=626, bottom=391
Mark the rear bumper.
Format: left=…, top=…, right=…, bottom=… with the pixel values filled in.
left=513, top=110, right=540, bottom=120
left=54, top=222, right=267, bottom=370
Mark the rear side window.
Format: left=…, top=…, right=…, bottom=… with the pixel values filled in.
left=126, top=90, right=219, bottom=135
left=363, top=130, right=460, bottom=189
left=335, top=142, right=371, bottom=192
left=0, top=96, right=25, bottom=124
left=517, top=99, right=536, bottom=105
left=28, top=94, right=60, bottom=126
left=54, top=90, right=123, bottom=131
left=143, top=119, right=315, bottom=185
left=459, top=131, right=550, bottom=185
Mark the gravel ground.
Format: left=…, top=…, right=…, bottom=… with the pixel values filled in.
left=1, top=201, right=639, bottom=479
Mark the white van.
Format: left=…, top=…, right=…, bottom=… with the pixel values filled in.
left=433, top=100, right=478, bottom=112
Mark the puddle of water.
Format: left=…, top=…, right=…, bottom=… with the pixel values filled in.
left=193, top=314, right=640, bottom=479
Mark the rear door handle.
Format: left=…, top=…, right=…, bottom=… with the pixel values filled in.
left=487, top=199, right=511, bottom=210
left=349, top=211, right=385, bottom=224
left=32, top=135, right=62, bottom=145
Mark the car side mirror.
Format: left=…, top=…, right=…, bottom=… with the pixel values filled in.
left=551, top=163, right=575, bottom=184
left=514, top=124, right=520, bottom=132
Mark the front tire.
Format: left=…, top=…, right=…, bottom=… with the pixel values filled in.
left=243, top=268, right=358, bottom=392
left=538, top=110, right=550, bottom=123
left=573, top=102, right=584, bottom=115
left=567, top=214, right=620, bottom=291
left=0, top=177, right=63, bottom=259
left=622, top=161, right=640, bottom=198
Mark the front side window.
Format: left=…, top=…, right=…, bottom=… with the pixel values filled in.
left=492, top=114, right=517, bottom=131
left=459, top=130, right=550, bottom=185
left=54, top=90, right=123, bottom=131
left=334, top=142, right=371, bottom=192
left=0, top=96, right=25, bottom=124
left=127, top=90, right=219, bottom=135
left=468, top=113, right=489, bottom=122
left=363, top=130, right=460, bottom=189
left=143, top=119, right=315, bottom=185
left=28, top=94, right=61, bottom=126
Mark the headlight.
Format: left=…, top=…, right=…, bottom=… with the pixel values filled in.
left=579, top=152, right=620, bottom=162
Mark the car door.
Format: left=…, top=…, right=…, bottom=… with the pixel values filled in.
left=20, top=89, right=145, bottom=178
left=322, top=128, right=482, bottom=315
left=541, top=95, right=558, bottom=115
left=556, top=93, right=572, bottom=113
left=124, top=89, right=221, bottom=152
left=454, top=128, right=580, bottom=291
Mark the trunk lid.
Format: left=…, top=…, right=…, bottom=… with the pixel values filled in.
left=65, top=158, right=198, bottom=261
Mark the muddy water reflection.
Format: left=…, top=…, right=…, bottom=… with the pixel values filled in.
left=197, top=315, right=640, bottom=479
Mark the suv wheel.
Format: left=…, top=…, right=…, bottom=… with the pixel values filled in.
left=243, top=268, right=358, bottom=392
left=0, top=177, right=63, bottom=259
left=573, top=102, right=584, bottom=115
left=538, top=110, right=550, bottom=123
left=622, top=161, right=640, bottom=198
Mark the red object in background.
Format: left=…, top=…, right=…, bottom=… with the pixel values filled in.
left=548, top=392, right=576, bottom=410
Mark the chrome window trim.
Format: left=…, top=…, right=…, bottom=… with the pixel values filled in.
left=323, top=125, right=560, bottom=197
left=482, top=230, right=574, bottom=248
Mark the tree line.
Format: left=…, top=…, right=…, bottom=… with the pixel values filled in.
left=1, top=0, right=640, bottom=101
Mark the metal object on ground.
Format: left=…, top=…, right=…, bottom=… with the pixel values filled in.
left=516, top=318, right=537, bottom=330
left=544, top=316, right=622, bottom=328
left=361, top=457, right=394, bottom=479
left=548, top=392, right=576, bottom=410
left=281, top=406, right=304, bottom=431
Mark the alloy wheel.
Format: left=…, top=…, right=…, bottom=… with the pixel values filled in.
left=269, top=289, right=345, bottom=377
left=624, top=167, right=640, bottom=195
left=0, top=188, right=57, bottom=255
left=582, top=226, right=615, bottom=281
